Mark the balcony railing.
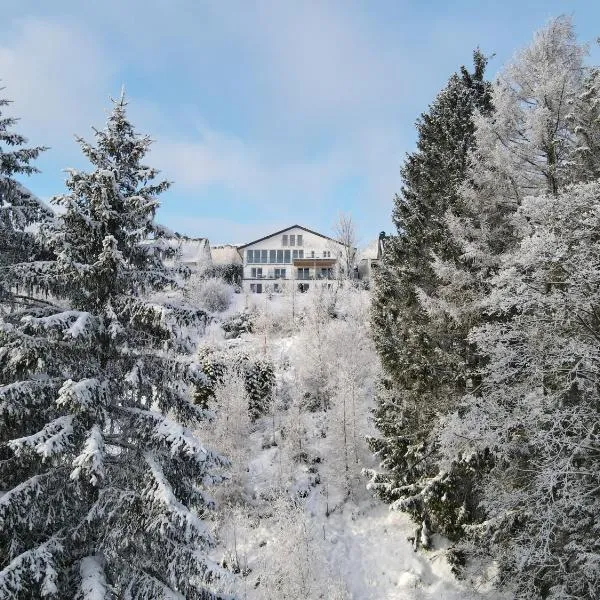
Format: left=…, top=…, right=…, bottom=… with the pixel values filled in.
left=246, top=274, right=336, bottom=281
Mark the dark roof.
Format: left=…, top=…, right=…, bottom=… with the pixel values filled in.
left=238, top=224, right=340, bottom=249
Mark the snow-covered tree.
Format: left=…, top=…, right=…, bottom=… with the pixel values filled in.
left=438, top=180, right=600, bottom=598
left=200, top=369, right=252, bottom=506
left=325, top=294, right=378, bottom=499
left=0, top=93, right=228, bottom=598
left=0, top=85, right=50, bottom=304
left=333, top=212, right=357, bottom=280
left=431, top=16, right=586, bottom=330
left=370, top=16, right=590, bottom=548
left=292, top=288, right=337, bottom=411
left=569, top=65, right=600, bottom=182
left=256, top=495, right=348, bottom=600
left=368, top=50, right=492, bottom=540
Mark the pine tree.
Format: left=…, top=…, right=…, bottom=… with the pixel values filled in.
left=0, top=84, right=50, bottom=303
left=0, top=94, right=228, bottom=598
left=368, top=50, right=493, bottom=542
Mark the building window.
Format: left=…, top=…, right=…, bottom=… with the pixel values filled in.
left=290, top=234, right=295, bottom=246
left=323, top=251, right=331, bottom=258
left=284, top=250, right=291, bottom=264
left=261, top=249, right=268, bottom=263
left=310, top=250, right=315, bottom=258
left=247, top=250, right=254, bottom=263
left=282, top=234, right=288, bottom=246
left=297, top=234, right=303, bottom=246
left=297, top=267, right=309, bottom=280
left=269, top=250, right=276, bottom=263
left=250, top=283, right=263, bottom=294
left=274, top=268, right=286, bottom=279
left=298, top=283, right=309, bottom=293
left=251, top=267, right=263, bottom=278
left=299, top=249, right=304, bottom=258
left=276, top=249, right=283, bottom=263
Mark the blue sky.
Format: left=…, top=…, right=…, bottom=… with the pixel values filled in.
left=2, top=1, right=599, bottom=245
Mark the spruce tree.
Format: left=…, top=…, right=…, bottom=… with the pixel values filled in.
left=0, top=85, right=50, bottom=303
left=0, top=94, right=227, bottom=598
left=368, top=51, right=492, bottom=543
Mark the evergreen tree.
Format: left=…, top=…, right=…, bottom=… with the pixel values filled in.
left=430, top=18, right=600, bottom=596
left=0, top=85, right=50, bottom=303
left=0, top=94, right=227, bottom=598
left=368, top=50, right=492, bottom=542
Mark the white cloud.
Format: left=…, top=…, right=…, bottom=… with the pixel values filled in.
left=0, top=18, right=116, bottom=147
left=163, top=215, right=290, bottom=246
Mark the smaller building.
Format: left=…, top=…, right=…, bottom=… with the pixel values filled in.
left=155, top=235, right=212, bottom=272
left=357, top=231, right=385, bottom=283
left=238, top=225, right=347, bottom=293
left=210, top=244, right=243, bottom=266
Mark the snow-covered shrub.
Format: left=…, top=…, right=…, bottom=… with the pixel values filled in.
left=255, top=495, right=350, bottom=600
left=194, top=276, right=233, bottom=312
left=245, top=357, right=275, bottom=421
left=194, top=346, right=274, bottom=420
left=221, top=310, right=254, bottom=339
left=203, top=263, right=243, bottom=286
left=195, top=345, right=228, bottom=408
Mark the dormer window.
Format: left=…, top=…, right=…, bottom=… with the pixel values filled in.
left=290, top=234, right=295, bottom=246
left=297, top=234, right=303, bottom=246
left=282, top=234, right=288, bottom=246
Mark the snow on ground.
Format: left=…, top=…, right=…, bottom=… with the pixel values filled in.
left=193, top=288, right=506, bottom=600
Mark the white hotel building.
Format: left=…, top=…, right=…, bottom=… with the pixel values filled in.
left=238, top=225, right=346, bottom=293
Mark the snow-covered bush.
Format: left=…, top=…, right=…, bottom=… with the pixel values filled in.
left=245, top=357, right=275, bottom=422
left=203, top=263, right=242, bottom=286
left=195, top=346, right=274, bottom=421
left=192, top=276, right=233, bottom=312
left=221, top=310, right=254, bottom=339
left=255, top=495, right=349, bottom=600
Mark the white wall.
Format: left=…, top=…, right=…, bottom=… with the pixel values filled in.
left=241, top=227, right=344, bottom=292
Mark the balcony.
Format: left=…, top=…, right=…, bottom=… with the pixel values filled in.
left=293, top=258, right=337, bottom=267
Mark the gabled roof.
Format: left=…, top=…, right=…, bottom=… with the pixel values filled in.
left=238, top=224, right=340, bottom=249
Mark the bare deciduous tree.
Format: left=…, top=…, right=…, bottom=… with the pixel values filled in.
left=333, top=212, right=357, bottom=280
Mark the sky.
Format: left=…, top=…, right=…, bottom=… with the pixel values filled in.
left=1, top=1, right=600, bottom=246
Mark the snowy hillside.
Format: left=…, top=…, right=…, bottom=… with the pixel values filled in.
left=184, top=287, right=506, bottom=600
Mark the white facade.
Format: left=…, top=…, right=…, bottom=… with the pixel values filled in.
left=239, top=225, right=345, bottom=293
left=357, top=232, right=385, bottom=283
left=210, top=244, right=243, bottom=266
left=155, top=236, right=212, bottom=272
